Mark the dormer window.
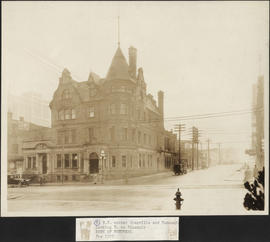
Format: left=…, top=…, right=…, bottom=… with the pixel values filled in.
left=62, top=89, right=71, bottom=100
left=58, top=109, right=76, bottom=120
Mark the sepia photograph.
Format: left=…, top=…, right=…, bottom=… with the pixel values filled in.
left=1, top=1, right=269, bottom=216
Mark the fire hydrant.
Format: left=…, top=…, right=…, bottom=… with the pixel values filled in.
left=174, top=188, right=184, bottom=210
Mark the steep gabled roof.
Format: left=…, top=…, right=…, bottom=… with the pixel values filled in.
left=106, top=47, right=132, bottom=81
left=88, top=72, right=101, bottom=84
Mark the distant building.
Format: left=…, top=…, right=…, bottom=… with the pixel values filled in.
left=20, top=45, right=177, bottom=182
left=246, top=75, right=264, bottom=173
left=8, top=91, right=51, bottom=127
left=7, top=112, right=46, bottom=175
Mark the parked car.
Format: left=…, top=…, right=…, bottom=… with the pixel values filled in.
left=173, top=159, right=188, bottom=175
left=8, top=175, right=30, bottom=186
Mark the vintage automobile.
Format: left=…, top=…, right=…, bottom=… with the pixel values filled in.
left=8, top=175, right=30, bottom=186
left=173, top=159, right=188, bottom=175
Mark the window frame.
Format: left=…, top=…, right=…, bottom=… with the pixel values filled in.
left=89, top=106, right=95, bottom=118
left=64, top=154, right=70, bottom=168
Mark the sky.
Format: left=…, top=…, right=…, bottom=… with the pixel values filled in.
left=2, top=1, right=269, bottom=160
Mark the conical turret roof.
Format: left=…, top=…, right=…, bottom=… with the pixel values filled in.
left=106, top=47, right=132, bottom=81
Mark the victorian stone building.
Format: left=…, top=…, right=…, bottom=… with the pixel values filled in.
left=21, top=46, right=177, bottom=182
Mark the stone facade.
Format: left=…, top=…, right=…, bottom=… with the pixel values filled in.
left=21, top=46, right=177, bottom=182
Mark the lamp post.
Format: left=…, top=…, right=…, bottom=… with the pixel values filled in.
left=99, top=150, right=106, bottom=184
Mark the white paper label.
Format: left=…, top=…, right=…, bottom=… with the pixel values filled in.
left=76, top=217, right=179, bottom=241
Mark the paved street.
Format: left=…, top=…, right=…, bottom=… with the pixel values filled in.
left=7, top=163, right=261, bottom=216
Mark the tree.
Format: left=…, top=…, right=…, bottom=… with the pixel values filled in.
left=243, top=167, right=264, bottom=210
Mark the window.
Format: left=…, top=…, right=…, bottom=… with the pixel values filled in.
left=120, top=103, right=128, bottom=115
left=121, top=128, right=128, bottom=141
left=139, top=154, right=142, bottom=168
left=57, top=154, right=62, bottom=168
left=72, top=154, right=78, bottom=168
left=27, top=157, right=31, bottom=168
left=130, top=156, right=133, bottom=168
left=138, top=131, right=141, bottom=144
left=122, top=156, right=126, bottom=168
left=110, top=127, right=115, bottom=141
left=110, top=104, right=116, bottom=114
left=72, top=175, right=77, bottom=181
left=32, top=157, right=36, bottom=168
left=59, top=110, right=64, bottom=120
left=142, top=154, right=145, bottom=167
left=65, top=109, right=71, bottom=120
left=89, top=106, right=95, bottom=118
left=89, top=128, right=94, bottom=143
left=71, top=109, right=76, bottom=119
left=112, top=156, right=116, bottom=168
left=64, top=154, right=70, bottom=168
left=62, top=89, right=71, bottom=99
left=11, top=144, right=18, bottom=154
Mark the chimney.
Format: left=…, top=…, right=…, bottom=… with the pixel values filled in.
left=158, top=90, right=164, bottom=115
left=128, top=46, right=137, bottom=79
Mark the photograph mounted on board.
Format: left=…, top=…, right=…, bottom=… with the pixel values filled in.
left=1, top=1, right=269, bottom=216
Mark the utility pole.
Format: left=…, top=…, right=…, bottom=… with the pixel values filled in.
left=192, top=127, right=199, bottom=170
left=207, top=139, right=211, bottom=168
left=174, top=124, right=186, bottom=164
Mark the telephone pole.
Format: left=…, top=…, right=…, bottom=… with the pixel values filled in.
left=174, top=124, right=186, bottom=164
left=192, top=127, right=199, bottom=170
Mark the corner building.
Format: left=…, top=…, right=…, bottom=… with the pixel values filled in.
left=22, top=46, right=177, bottom=182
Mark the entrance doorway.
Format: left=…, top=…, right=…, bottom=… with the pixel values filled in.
left=89, top=152, right=99, bottom=174
left=39, top=153, right=47, bottom=174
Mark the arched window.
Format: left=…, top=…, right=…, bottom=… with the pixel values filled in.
left=62, top=89, right=71, bottom=100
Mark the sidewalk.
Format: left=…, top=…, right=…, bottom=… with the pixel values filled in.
left=28, top=171, right=174, bottom=187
